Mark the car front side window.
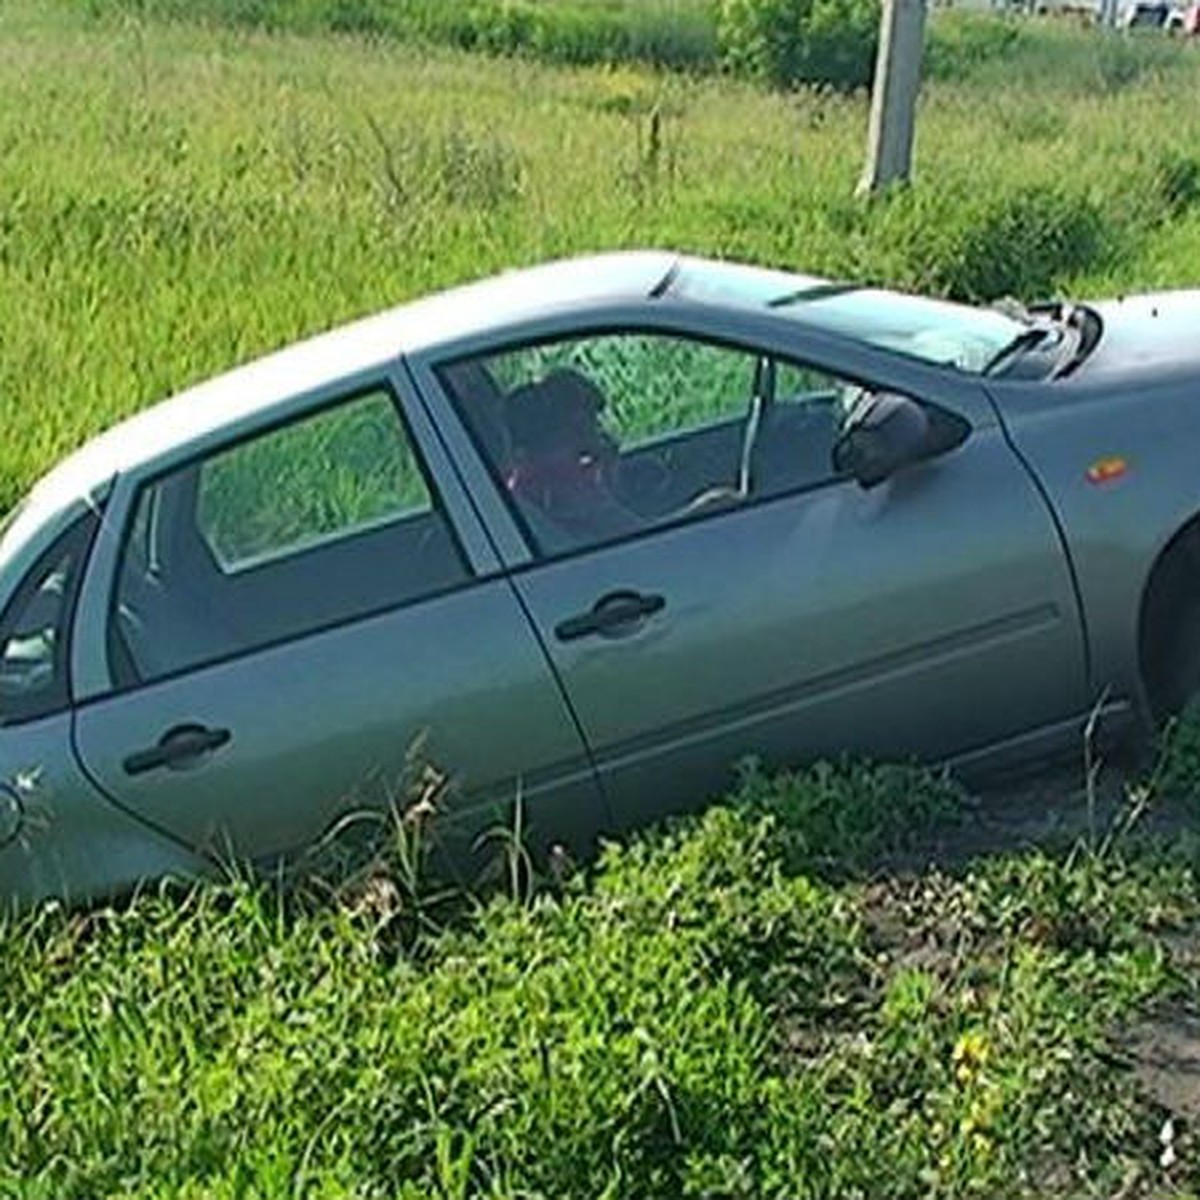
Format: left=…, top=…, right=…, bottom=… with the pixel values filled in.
left=110, top=386, right=469, bottom=687
left=440, top=332, right=857, bottom=558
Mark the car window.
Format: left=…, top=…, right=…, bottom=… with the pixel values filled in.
left=110, top=386, right=469, bottom=686
left=196, top=391, right=432, bottom=573
left=0, top=511, right=98, bottom=725
left=440, top=332, right=858, bottom=558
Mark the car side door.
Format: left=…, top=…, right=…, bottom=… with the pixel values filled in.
left=412, top=318, right=1089, bottom=830
left=69, top=368, right=605, bottom=868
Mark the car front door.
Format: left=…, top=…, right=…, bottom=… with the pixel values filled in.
left=416, top=324, right=1089, bottom=830
left=68, top=371, right=605, bottom=868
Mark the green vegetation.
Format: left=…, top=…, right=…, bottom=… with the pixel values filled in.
left=69, top=0, right=723, bottom=70
left=2, top=4, right=1198, bottom=511
left=3, top=5, right=1200, bottom=1192
left=64, top=0, right=1139, bottom=91
left=5, top=757, right=1200, bottom=1197
left=62, top=0, right=1186, bottom=93
left=718, top=0, right=881, bottom=90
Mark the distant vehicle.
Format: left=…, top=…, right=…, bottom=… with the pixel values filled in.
left=2, top=251, right=1200, bottom=908
left=1165, top=2, right=1200, bottom=31
left=1120, top=0, right=1169, bottom=25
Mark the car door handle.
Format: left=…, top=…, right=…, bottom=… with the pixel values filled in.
left=555, top=590, right=666, bottom=642
left=123, top=723, right=232, bottom=777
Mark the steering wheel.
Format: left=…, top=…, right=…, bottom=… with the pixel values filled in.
left=676, top=484, right=745, bottom=518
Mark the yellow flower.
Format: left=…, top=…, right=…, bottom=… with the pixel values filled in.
left=952, top=1030, right=990, bottom=1084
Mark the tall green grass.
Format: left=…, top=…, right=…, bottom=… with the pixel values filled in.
left=2, top=760, right=1195, bottom=1196
left=2, top=4, right=1199, bottom=510
left=67, top=0, right=724, bottom=69
left=61, top=0, right=1120, bottom=87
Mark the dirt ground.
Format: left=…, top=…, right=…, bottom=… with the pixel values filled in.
left=892, top=755, right=1200, bottom=1188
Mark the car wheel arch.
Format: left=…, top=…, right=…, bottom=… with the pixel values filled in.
left=1138, top=512, right=1200, bottom=721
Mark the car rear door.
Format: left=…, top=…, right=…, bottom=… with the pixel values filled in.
left=69, top=369, right=605, bottom=867
left=414, top=322, right=1089, bottom=830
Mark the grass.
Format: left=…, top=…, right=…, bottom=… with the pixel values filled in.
left=2, top=5, right=1199, bottom=509
left=4, top=757, right=1200, bottom=1197
left=3, top=3, right=1200, bottom=1194
left=66, top=0, right=725, bottom=71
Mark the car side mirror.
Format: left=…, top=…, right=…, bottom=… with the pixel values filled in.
left=832, top=392, right=931, bottom=489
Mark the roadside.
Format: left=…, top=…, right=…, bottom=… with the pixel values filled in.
left=869, top=750, right=1200, bottom=1196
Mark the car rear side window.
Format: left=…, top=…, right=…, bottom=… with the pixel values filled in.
left=110, top=386, right=469, bottom=686
left=195, top=391, right=433, bottom=574
left=0, top=511, right=98, bottom=725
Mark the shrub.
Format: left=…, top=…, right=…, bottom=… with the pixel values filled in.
left=867, top=182, right=1111, bottom=303
left=717, top=0, right=880, bottom=91
left=925, top=12, right=1026, bottom=83
left=730, top=757, right=964, bottom=875
left=944, top=184, right=1108, bottom=302
left=1092, top=31, right=1177, bottom=95
left=1153, top=149, right=1200, bottom=219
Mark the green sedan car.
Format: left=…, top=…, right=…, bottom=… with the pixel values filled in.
left=2, top=251, right=1199, bottom=907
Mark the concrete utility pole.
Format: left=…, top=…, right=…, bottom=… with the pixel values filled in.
left=858, top=0, right=927, bottom=196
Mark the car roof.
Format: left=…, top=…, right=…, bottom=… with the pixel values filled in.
left=16, top=250, right=679, bottom=540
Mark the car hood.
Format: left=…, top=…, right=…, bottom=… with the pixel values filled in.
left=1072, top=290, right=1200, bottom=382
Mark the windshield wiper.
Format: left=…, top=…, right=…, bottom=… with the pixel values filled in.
left=982, top=325, right=1054, bottom=376
left=985, top=300, right=1104, bottom=379
left=1048, top=303, right=1103, bottom=378
left=767, top=282, right=859, bottom=308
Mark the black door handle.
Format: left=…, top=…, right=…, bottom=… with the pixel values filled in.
left=555, top=590, right=666, bottom=642
left=123, top=723, right=232, bottom=777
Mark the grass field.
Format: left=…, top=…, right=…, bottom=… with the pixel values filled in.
left=7, top=754, right=1200, bottom=1198
left=2, top=3, right=1200, bottom=507
left=5, top=2, right=1200, bottom=1195
left=67, top=0, right=725, bottom=71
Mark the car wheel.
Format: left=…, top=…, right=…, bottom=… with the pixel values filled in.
left=1157, top=593, right=1200, bottom=718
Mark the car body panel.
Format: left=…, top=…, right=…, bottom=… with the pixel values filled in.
left=472, top=433, right=1085, bottom=828
left=411, top=302, right=1089, bottom=827
left=1072, top=292, right=1200, bottom=384
left=64, top=367, right=604, bottom=868
left=0, top=712, right=208, bottom=910
left=71, top=580, right=604, bottom=863
left=986, top=371, right=1200, bottom=709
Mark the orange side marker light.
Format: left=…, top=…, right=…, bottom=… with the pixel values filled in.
left=1086, top=456, right=1128, bottom=485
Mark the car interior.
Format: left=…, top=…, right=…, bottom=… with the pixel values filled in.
left=110, top=465, right=467, bottom=688
left=105, top=352, right=966, bottom=689
left=441, top=354, right=850, bottom=554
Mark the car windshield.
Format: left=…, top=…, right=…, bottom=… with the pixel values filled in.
left=672, top=260, right=1030, bottom=375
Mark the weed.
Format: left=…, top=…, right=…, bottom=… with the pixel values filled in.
left=1155, top=149, right=1200, bottom=219
left=717, top=0, right=880, bottom=91
left=1151, top=698, right=1200, bottom=807
left=925, top=11, right=1027, bottom=82
left=730, top=755, right=965, bottom=875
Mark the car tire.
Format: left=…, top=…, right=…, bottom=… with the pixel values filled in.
left=1158, top=594, right=1200, bottom=718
